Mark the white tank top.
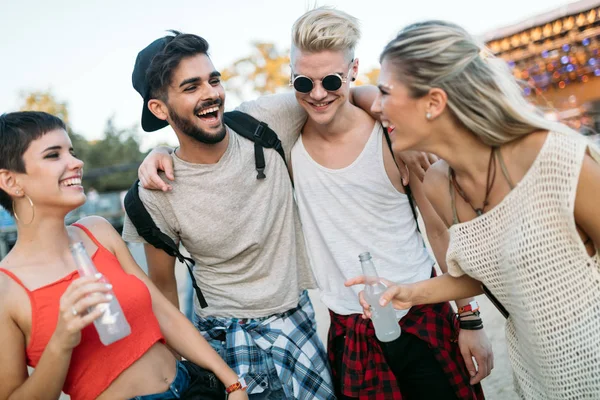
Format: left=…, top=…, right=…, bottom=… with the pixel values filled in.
left=291, top=123, right=432, bottom=317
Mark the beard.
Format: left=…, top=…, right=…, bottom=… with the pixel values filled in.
left=168, top=102, right=227, bottom=145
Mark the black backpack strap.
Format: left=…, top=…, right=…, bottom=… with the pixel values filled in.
left=224, top=110, right=287, bottom=179
left=124, top=180, right=208, bottom=308
left=382, top=127, right=420, bottom=229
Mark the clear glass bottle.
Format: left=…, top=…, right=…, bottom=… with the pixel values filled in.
left=70, top=241, right=131, bottom=345
left=359, top=252, right=401, bottom=342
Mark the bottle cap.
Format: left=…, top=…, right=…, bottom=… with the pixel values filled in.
left=358, top=252, right=372, bottom=262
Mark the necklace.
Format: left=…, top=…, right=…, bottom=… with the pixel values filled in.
left=450, top=147, right=497, bottom=216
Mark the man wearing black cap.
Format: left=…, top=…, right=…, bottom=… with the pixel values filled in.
left=122, top=31, right=335, bottom=399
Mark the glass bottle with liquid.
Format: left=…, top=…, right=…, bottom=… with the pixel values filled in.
left=359, top=252, right=401, bottom=342
left=70, top=241, right=131, bottom=345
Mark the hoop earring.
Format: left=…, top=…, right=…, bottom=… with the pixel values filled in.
left=13, top=194, right=35, bottom=225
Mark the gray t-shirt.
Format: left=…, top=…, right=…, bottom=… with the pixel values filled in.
left=122, top=93, right=315, bottom=318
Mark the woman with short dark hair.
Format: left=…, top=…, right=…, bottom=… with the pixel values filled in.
left=0, top=111, right=247, bottom=400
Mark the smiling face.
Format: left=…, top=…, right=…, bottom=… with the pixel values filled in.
left=291, top=48, right=356, bottom=126
left=15, top=129, right=86, bottom=214
left=161, top=53, right=227, bottom=144
left=371, top=58, right=433, bottom=153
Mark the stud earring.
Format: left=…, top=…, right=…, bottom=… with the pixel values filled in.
left=426, top=112, right=432, bottom=120
left=351, top=77, right=356, bottom=82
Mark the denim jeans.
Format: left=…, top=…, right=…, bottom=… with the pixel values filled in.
left=129, top=360, right=190, bottom=400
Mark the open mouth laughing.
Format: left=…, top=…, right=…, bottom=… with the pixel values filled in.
left=195, top=102, right=222, bottom=125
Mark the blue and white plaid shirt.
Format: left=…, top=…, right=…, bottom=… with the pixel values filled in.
left=195, top=291, right=335, bottom=399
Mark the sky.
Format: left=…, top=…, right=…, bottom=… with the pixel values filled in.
left=0, top=0, right=575, bottom=150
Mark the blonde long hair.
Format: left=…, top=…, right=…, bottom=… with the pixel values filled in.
left=381, top=20, right=577, bottom=146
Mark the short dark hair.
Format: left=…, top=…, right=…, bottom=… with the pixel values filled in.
left=0, top=111, right=66, bottom=214
left=146, top=30, right=210, bottom=101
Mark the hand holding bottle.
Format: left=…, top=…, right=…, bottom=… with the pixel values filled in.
left=354, top=252, right=401, bottom=342
left=49, top=274, right=113, bottom=352
left=345, top=276, right=415, bottom=318
left=70, top=241, right=131, bottom=345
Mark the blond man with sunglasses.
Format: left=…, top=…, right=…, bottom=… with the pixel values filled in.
left=286, top=8, right=490, bottom=400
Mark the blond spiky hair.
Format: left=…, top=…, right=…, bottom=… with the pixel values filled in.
left=291, top=6, right=361, bottom=61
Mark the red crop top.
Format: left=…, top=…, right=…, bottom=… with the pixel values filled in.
left=0, top=223, right=164, bottom=400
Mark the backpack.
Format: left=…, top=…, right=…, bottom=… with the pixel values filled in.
left=123, top=111, right=287, bottom=309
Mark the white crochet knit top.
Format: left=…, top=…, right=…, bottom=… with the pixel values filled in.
left=446, top=131, right=600, bottom=399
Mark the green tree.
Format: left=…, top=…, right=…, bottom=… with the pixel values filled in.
left=84, top=118, right=145, bottom=192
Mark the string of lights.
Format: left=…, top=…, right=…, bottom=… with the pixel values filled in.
left=486, top=9, right=600, bottom=97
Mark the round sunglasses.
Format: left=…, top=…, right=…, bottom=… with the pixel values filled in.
left=289, top=66, right=353, bottom=93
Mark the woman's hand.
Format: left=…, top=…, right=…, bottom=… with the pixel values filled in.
left=49, top=274, right=113, bottom=352
left=138, top=146, right=175, bottom=191
left=344, top=276, right=415, bottom=319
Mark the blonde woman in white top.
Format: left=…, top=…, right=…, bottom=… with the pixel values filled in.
left=347, top=20, right=600, bottom=399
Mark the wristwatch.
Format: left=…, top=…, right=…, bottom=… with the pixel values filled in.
left=457, top=300, right=480, bottom=314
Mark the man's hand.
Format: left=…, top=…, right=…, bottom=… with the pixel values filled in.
left=395, top=151, right=438, bottom=183
left=138, top=146, right=175, bottom=191
left=458, top=328, right=494, bottom=385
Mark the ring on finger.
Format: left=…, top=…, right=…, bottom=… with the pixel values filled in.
left=71, top=306, right=78, bottom=317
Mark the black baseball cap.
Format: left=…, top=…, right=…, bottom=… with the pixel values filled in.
left=132, top=36, right=170, bottom=132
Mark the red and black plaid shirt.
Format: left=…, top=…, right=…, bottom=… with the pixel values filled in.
left=328, top=297, right=485, bottom=400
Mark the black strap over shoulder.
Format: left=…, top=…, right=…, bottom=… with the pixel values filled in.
left=124, top=111, right=288, bottom=310
left=124, top=179, right=208, bottom=308
left=224, top=110, right=287, bottom=178
left=382, top=127, right=420, bottom=228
